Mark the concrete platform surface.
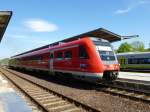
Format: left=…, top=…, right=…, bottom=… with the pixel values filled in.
left=0, top=74, right=32, bottom=112
left=118, top=71, right=150, bottom=82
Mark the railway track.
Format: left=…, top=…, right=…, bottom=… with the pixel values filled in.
left=97, top=79, right=150, bottom=103
left=0, top=67, right=101, bottom=112
left=113, top=79, right=150, bottom=94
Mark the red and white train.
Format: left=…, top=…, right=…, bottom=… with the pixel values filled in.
left=9, top=28, right=121, bottom=83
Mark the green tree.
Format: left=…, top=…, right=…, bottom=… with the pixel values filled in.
left=131, top=41, right=145, bottom=52
left=117, top=42, right=133, bottom=53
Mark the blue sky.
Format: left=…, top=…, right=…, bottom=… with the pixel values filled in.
left=0, top=0, right=150, bottom=59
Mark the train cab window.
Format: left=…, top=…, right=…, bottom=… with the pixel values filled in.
left=57, top=52, right=63, bottom=60
left=79, top=45, right=89, bottom=59
left=65, top=51, right=72, bottom=59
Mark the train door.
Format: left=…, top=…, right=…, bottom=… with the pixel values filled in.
left=50, top=51, right=54, bottom=73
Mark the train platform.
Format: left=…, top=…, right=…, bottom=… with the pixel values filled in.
left=0, top=73, right=32, bottom=112
left=118, top=71, right=150, bottom=82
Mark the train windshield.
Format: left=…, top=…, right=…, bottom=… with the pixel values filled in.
left=92, top=38, right=116, bottom=61
left=96, top=46, right=115, bottom=61
left=98, top=50, right=115, bottom=61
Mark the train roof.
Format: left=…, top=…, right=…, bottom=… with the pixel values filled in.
left=0, top=11, right=12, bottom=42
left=117, top=52, right=150, bottom=56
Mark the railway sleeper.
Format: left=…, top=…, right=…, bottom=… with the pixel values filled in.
left=40, top=97, right=62, bottom=102
left=47, top=104, right=77, bottom=112
left=23, top=89, right=44, bottom=94
left=106, top=88, right=119, bottom=92
left=124, top=92, right=135, bottom=96
left=145, top=97, right=150, bottom=101
left=135, top=94, right=145, bottom=98
left=25, top=88, right=49, bottom=92
left=36, top=95, right=56, bottom=100
left=60, top=108, right=84, bottom=112
left=44, top=100, right=67, bottom=107
left=25, top=87, right=42, bottom=90
left=116, top=90, right=127, bottom=94
left=40, top=96, right=61, bottom=101
left=142, top=95, right=150, bottom=100
left=33, top=94, right=54, bottom=99
left=26, top=91, right=50, bottom=96
left=60, top=107, right=83, bottom=112
left=29, top=92, right=51, bottom=97
left=40, top=98, right=63, bottom=104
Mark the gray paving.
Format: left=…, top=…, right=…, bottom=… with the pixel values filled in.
left=119, top=72, right=150, bottom=82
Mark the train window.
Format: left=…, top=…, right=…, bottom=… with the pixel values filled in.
left=57, top=52, right=63, bottom=60
left=65, top=51, right=72, bottom=59
left=148, top=58, right=150, bottom=63
left=79, top=45, right=89, bottom=59
left=128, top=58, right=150, bottom=64
left=128, top=58, right=137, bottom=64
left=30, top=56, right=42, bottom=60
left=50, top=53, right=54, bottom=59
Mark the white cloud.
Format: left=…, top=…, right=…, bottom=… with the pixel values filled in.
left=115, top=8, right=131, bottom=14
left=114, top=0, right=150, bottom=14
left=24, top=19, right=58, bottom=32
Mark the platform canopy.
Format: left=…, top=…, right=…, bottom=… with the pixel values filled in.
left=0, top=11, right=12, bottom=42
left=62, top=28, right=122, bottom=43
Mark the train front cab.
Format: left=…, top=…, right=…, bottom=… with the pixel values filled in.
left=91, top=38, right=119, bottom=81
